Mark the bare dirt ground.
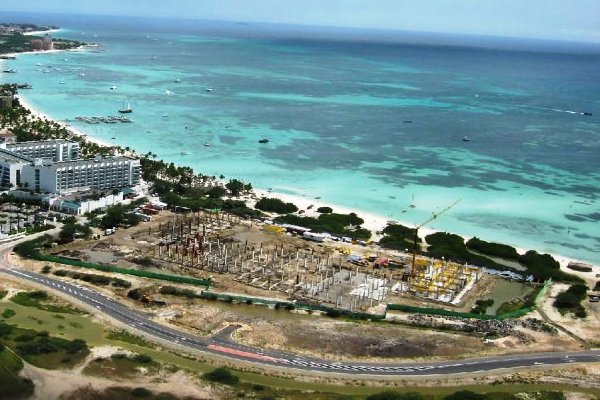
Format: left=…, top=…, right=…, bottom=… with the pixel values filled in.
left=235, top=317, right=489, bottom=361
left=538, top=282, right=600, bottom=343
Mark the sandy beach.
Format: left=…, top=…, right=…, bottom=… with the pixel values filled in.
left=22, top=28, right=62, bottom=36
left=15, top=94, right=114, bottom=149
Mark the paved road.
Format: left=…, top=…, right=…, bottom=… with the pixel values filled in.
left=2, top=250, right=599, bottom=376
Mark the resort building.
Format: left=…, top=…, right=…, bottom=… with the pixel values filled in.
left=42, top=33, right=53, bottom=51
left=0, top=139, right=141, bottom=194
left=5, top=139, right=80, bottom=161
left=0, top=148, right=32, bottom=190
left=21, top=155, right=141, bottom=194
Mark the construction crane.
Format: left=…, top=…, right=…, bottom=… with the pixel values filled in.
left=409, top=199, right=461, bottom=278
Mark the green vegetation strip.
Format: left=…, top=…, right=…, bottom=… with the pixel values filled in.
left=14, top=236, right=211, bottom=287
left=40, top=255, right=212, bottom=287
left=10, top=291, right=82, bottom=315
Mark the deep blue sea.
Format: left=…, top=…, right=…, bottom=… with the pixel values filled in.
left=2, top=12, right=599, bottom=263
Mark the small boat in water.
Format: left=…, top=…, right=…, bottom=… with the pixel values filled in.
left=110, top=85, right=117, bottom=90
left=118, top=102, right=133, bottom=114
left=462, top=136, right=471, bottom=142
left=203, top=143, right=211, bottom=147
left=174, top=78, right=181, bottom=83
left=583, top=112, right=593, bottom=116
left=60, top=81, right=66, bottom=84
left=205, top=88, right=213, bottom=92
left=258, top=138, right=269, bottom=144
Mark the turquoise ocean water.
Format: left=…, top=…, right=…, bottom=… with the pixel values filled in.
left=2, top=13, right=599, bottom=264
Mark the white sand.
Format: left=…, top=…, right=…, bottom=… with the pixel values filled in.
left=16, top=94, right=114, bottom=149
left=22, top=29, right=61, bottom=37
left=249, top=188, right=436, bottom=242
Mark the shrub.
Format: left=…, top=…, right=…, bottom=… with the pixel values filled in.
left=567, top=284, right=588, bottom=300
left=29, top=291, right=48, bottom=300
left=0, top=322, right=13, bottom=337
left=131, top=387, right=153, bottom=398
left=203, top=367, right=240, bottom=385
left=41, top=265, right=52, bottom=274
left=316, top=206, right=333, bottom=213
left=64, top=339, right=87, bottom=354
left=366, top=391, right=424, bottom=400
left=132, top=354, right=153, bottom=364
left=159, top=286, right=178, bottom=295
left=1, top=309, right=16, bottom=318
left=425, top=232, right=504, bottom=269
left=466, top=237, right=519, bottom=259
left=111, top=278, right=132, bottom=288
left=0, top=341, right=4, bottom=352
left=379, top=223, right=419, bottom=250
left=16, top=341, right=59, bottom=356
left=255, top=197, right=298, bottom=214
left=444, top=391, right=485, bottom=400
left=326, top=309, right=341, bottom=318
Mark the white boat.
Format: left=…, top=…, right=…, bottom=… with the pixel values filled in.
left=110, top=85, right=117, bottom=90
left=205, top=88, right=212, bottom=92
left=162, top=113, right=169, bottom=118
left=203, top=143, right=211, bottom=147
left=59, top=81, right=66, bottom=84
left=174, top=78, right=181, bottom=83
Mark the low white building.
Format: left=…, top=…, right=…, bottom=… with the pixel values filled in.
left=48, top=190, right=125, bottom=215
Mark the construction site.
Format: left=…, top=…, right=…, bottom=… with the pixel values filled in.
left=53, top=205, right=500, bottom=315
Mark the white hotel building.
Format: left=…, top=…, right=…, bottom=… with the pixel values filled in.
left=0, top=140, right=141, bottom=194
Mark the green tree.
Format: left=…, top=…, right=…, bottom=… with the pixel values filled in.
left=207, top=186, right=227, bottom=199
left=225, top=179, right=245, bottom=196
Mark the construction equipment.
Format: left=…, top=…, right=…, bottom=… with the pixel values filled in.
left=409, top=199, right=461, bottom=278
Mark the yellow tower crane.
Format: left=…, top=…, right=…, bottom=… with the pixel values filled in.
left=409, top=199, right=461, bottom=278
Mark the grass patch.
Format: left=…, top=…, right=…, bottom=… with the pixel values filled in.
left=10, top=291, right=83, bottom=315
left=106, top=330, right=155, bottom=349
left=1, top=325, right=89, bottom=370
left=61, top=386, right=182, bottom=400
left=84, top=353, right=158, bottom=379
left=0, top=344, right=35, bottom=400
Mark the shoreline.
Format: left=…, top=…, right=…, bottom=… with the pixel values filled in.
left=22, top=29, right=61, bottom=37
left=3, top=50, right=598, bottom=273
left=15, top=94, right=114, bottom=149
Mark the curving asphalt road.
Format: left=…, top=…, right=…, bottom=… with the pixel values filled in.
left=2, top=247, right=599, bottom=376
